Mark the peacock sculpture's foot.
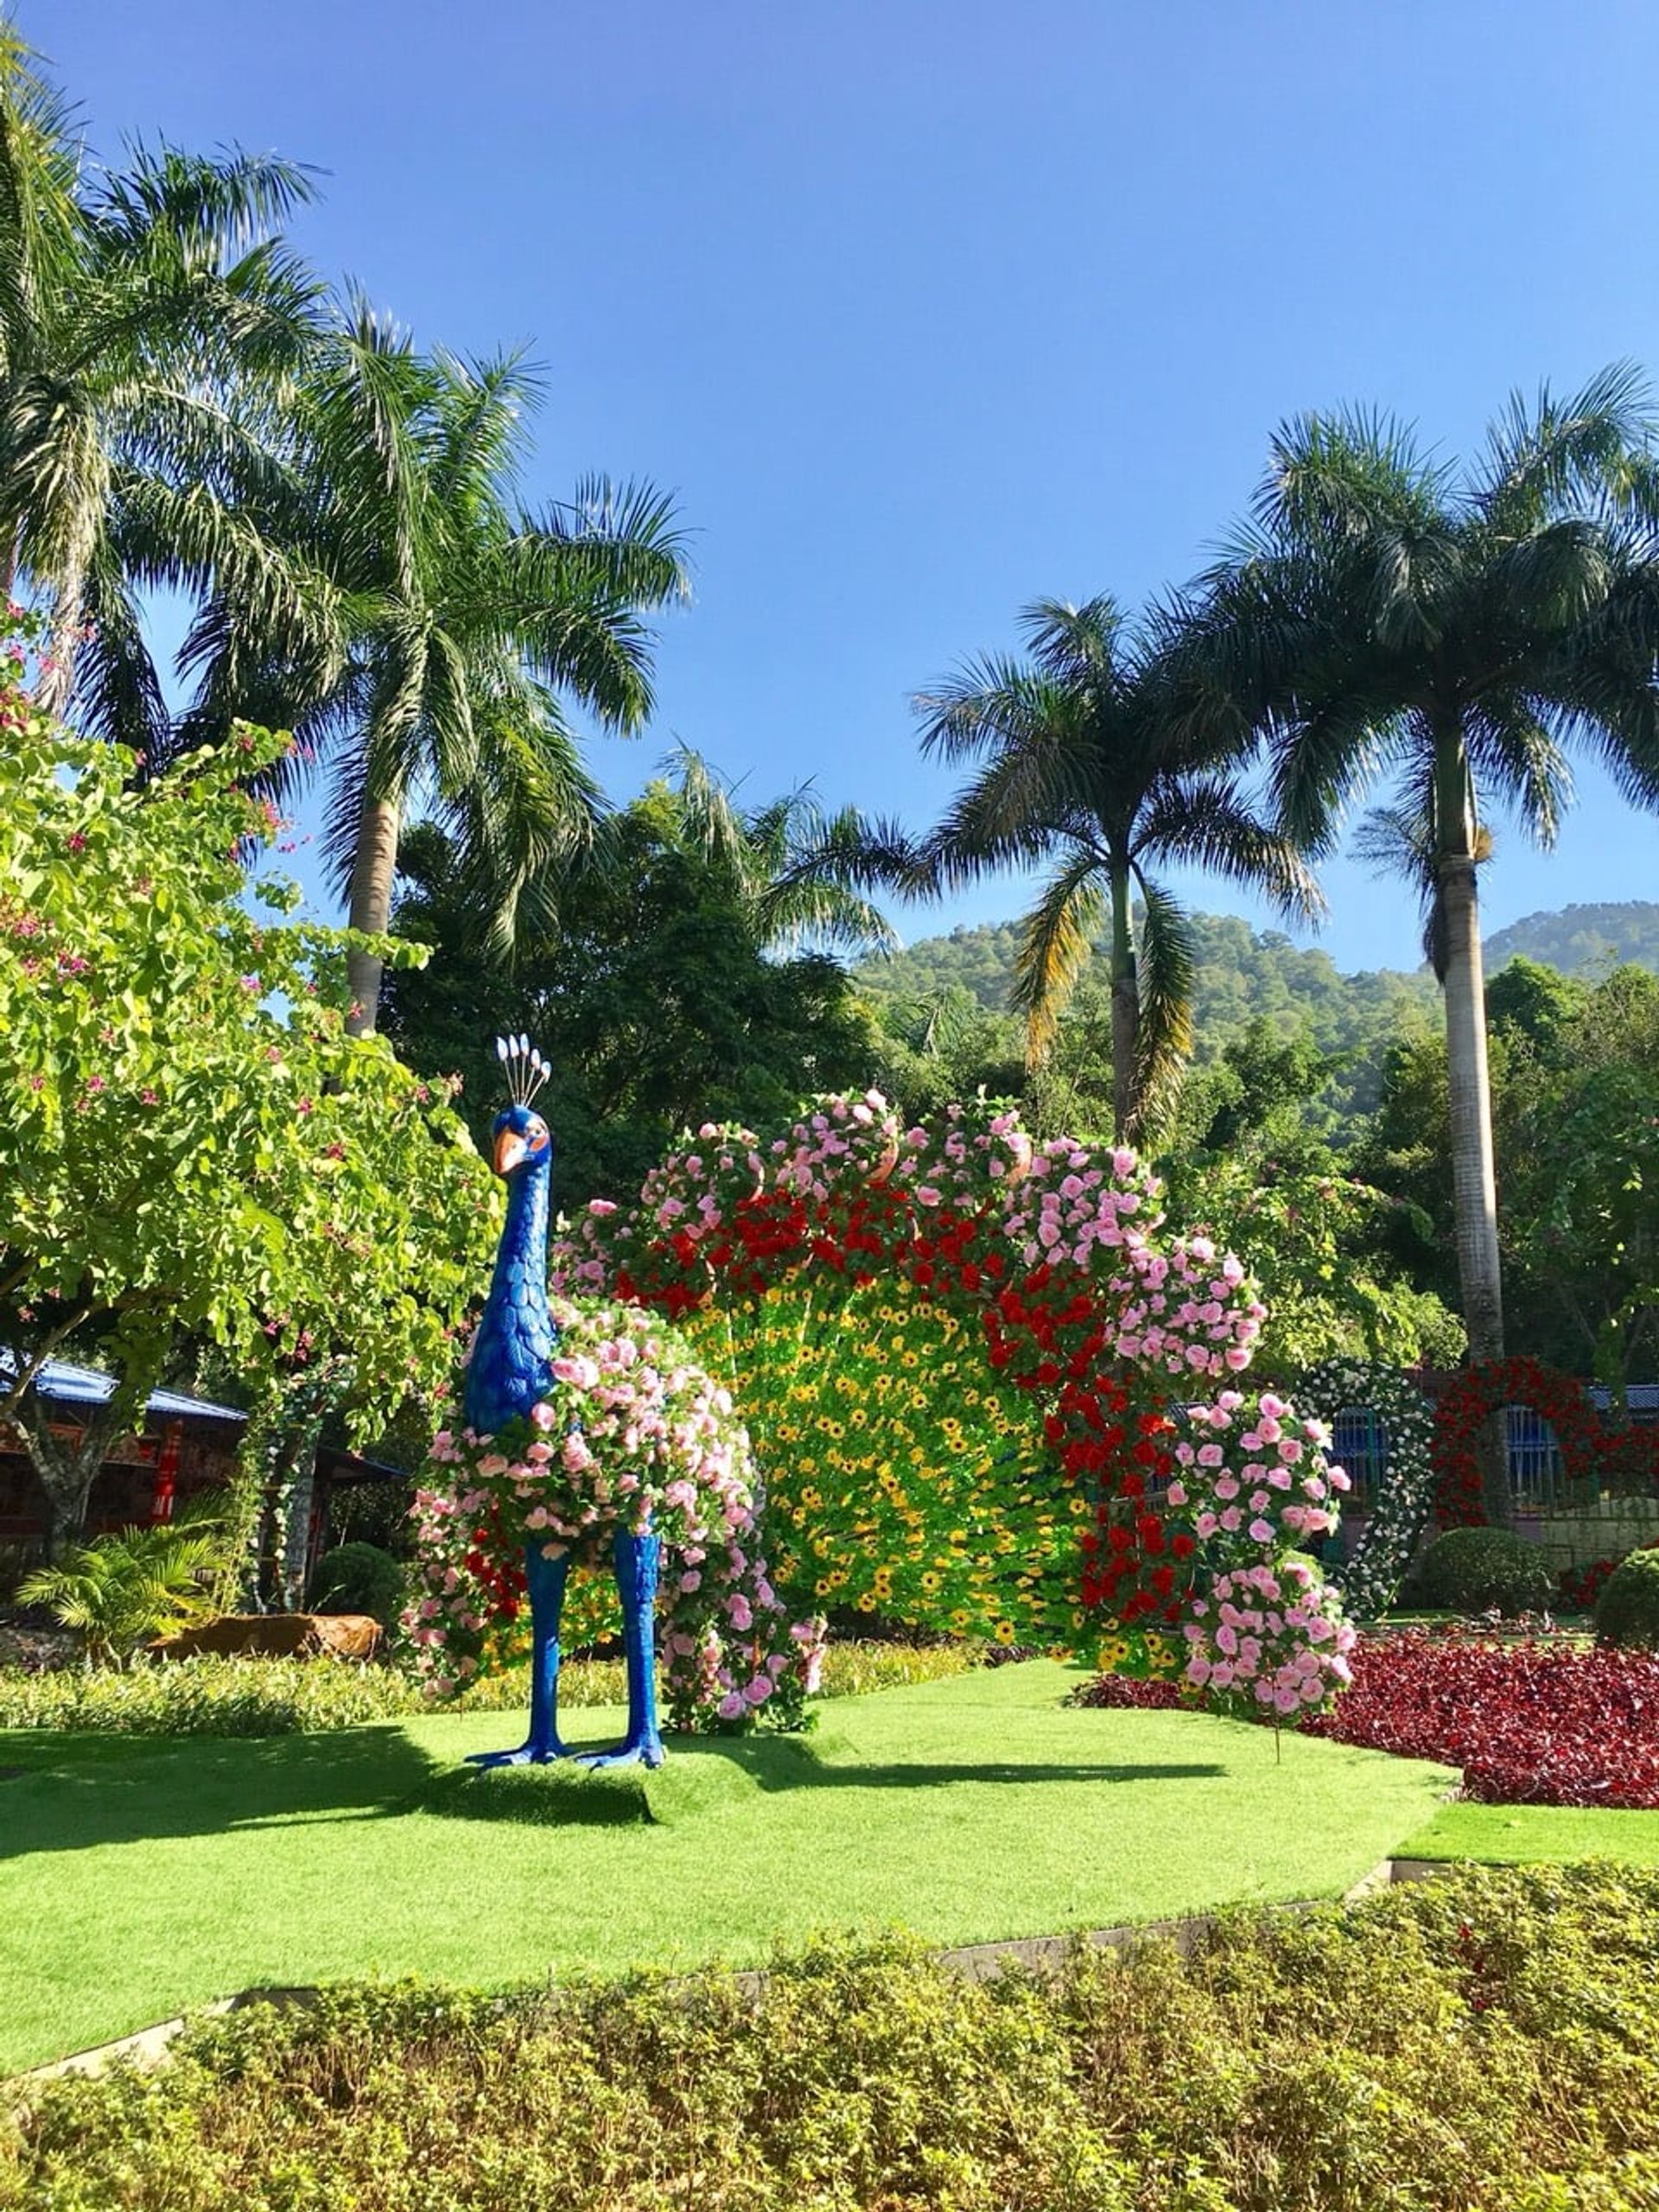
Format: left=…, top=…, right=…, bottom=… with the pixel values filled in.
left=576, top=1733, right=665, bottom=1771
left=466, top=1739, right=572, bottom=1768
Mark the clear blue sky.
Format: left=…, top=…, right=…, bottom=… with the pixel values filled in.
left=28, top=0, right=1659, bottom=972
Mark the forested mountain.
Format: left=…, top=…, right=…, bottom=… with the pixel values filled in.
left=1485, top=902, right=1659, bottom=976
left=859, top=901, right=1659, bottom=1065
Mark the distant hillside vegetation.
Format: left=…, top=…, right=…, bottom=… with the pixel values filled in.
left=857, top=912, right=1434, bottom=1067
left=1486, top=901, right=1659, bottom=977
left=858, top=899, right=1659, bottom=1066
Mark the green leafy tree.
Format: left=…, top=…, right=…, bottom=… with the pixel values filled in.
left=1499, top=967, right=1659, bottom=1409
left=865, top=983, right=1027, bottom=1129
left=1484, top=954, right=1590, bottom=1061
left=1202, top=369, right=1659, bottom=1513
left=383, top=772, right=891, bottom=1205
left=175, top=312, right=689, bottom=1033
left=1159, top=1021, right=1463, bottom=1372
left=913, top=596, right=1321, bottom=1140
left=0, top=624, right=498, bottom=1550
left=0, top=27, right=321, bottom=726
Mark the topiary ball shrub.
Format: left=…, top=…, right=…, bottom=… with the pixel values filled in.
left=308, top=1542, right=404, bottom=1625
left=1417, top=1526, right=1554, bottom=1617
left=1594, top=1547, right=1659, bottom=1649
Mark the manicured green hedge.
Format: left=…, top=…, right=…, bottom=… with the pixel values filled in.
left=6, top=1865, right=1657, bottom=2209
left=1595, top=1546, right=1659, bottom=1650
left=306, top=1541, right=404, bottom=1624
left=0, top=1640, right=979, bottom=1737
left=1416, top=1526, right=1555, bottom=1616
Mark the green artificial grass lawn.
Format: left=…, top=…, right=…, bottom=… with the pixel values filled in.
left=0, top=1662, right=1457, bottom=2075
left=1397, top=1798, right=1659, bottom=1866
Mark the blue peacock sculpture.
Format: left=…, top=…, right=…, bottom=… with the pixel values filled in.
left=465, top=1037, right=664, bottom=1769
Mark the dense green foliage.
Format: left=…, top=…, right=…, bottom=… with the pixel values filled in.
left=1595, top=1548, right=1659, bottom=1651
left=0, top=667, right=496, bottom=1545
left=306, top=1541, right=403, bottom=1625
left=0, top=1642, right=979, bottom=1736
left=1415, top=1528, right=1556, bottom=1618
left=385, top=793, right=889, bottom=1205
left=1363, top=962, right=1659, bottom=1387
left=8, top=1866, right=1659, bottom=2210
left=1160, top=1020, right=1464, bottom=1370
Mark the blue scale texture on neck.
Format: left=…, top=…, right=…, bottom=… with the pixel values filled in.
left=462, top=1150, right=558, bottom=1436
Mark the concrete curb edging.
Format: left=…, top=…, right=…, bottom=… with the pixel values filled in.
left=9, top=1855, right=1469, bottom=2096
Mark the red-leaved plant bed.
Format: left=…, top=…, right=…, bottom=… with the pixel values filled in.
left=1074, top=1628, right=1659, bottom=1807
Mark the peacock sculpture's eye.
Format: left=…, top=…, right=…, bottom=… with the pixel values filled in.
left=526, top=1119, right=550, bottom=1148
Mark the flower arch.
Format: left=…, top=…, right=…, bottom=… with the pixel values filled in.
left=1432, top=1357, right=1604, bottom=1527
left=1298, top=1358, right=1437, bottom=1618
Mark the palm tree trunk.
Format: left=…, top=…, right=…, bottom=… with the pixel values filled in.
left=1434, top=728, right=1510, bottom=1527
left=36, top=574, right=85, bottom=721
left=1108, top=866, right=1139, bottom=1142
left=344, top=787, right=404, bottom=1036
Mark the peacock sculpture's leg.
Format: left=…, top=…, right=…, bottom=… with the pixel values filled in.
left=467, top=1541, right=572, bottom=1766
left=578, top=1526, right=665, bottom=1770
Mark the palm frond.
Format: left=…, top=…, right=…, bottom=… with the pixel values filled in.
left=1009, top=847, right=1108, bottom=1064
left=1476, top=363, right=1656, bottom=532
left=760, top=803, right=913, bottom=953
left=1128, top=872, right=1198, bottom=1130
left=82, top=141, right=321, bottom=253
left=1257, top=405, right=1450, bottom=546
left=1135, top=774, right=1325, bottom=924
left=913, top=654, right=1079, bottom=764
left=1017, top=594, right=1128, bottom=686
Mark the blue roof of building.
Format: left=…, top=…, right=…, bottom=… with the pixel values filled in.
left=1587, top=1384, right=1659, bottom=1414
left=0, top=1352, right=247, bottom=1427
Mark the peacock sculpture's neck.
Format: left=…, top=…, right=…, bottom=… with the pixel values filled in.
left=462, top=1139, right=558, bottom=1437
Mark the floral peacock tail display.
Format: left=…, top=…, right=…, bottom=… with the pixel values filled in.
left=410, top=1081, right=1359, bottom=1738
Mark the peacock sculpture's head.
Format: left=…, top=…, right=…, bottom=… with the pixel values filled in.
left=489, top=1035, right=553, bottom=1181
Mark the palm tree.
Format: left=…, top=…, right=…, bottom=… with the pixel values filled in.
left=175, top=306, right=690, bottom=1032
left=913, top=596, right=1322, bottom=1140
left=662, top=747, right=908, bottom=957
left=1203, top=369, right=1659, bottom=1488
left=0, top=27, right=321, bottom=724
left=17, top=1516, right=222, bottom=1668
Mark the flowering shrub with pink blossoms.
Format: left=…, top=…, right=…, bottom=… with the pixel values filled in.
left=1167, top=1389, right=1357, bottom=1717
left=404, top=1298, right=823, bottom=1730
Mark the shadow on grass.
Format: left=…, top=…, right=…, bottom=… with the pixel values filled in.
left=1, top=1725, right=1229, bottom=1855
left=0, top=1728, right=447, bottom=1859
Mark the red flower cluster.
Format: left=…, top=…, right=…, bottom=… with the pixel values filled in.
left=1431, top=1357, right=1659, bottom=1526
left=1306, top=1629, right=1659, bottom=1807
left=1556, top=1554, right=1625, bottom=1613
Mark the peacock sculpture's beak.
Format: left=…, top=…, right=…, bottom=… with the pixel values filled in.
left=493, top=1128, right=528, bottom=1177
